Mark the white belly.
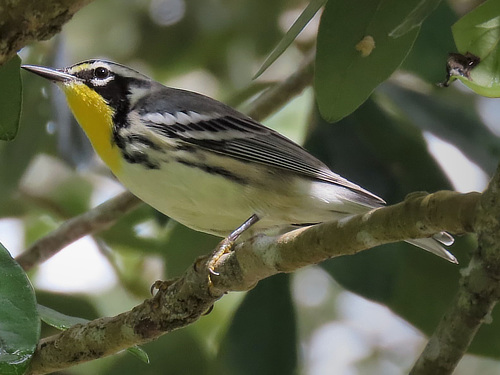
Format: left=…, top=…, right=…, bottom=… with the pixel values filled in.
left=116, top=154, right=372, bottom=237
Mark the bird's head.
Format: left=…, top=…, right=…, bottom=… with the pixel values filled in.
left=22, top=59, right=151, bottom=172
left=22, top=60, right=152, bottom=118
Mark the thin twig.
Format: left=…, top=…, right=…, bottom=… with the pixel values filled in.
left=247, top=50, right=315, bottom=121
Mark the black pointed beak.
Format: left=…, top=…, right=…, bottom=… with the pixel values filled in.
left=21, top=65, right=76, bottom=83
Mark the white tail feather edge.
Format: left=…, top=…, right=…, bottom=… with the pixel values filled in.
left=406, top=232, right=457, bottom=264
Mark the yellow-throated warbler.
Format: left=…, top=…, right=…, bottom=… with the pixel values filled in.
left=22, top=60, right=457, bottom=263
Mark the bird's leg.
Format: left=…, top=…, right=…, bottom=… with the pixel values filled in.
left=207, top=214, right=260, bottom=276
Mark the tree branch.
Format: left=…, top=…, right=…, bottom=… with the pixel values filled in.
left=26, top=190, right=479, bottom=375
left=410, top=167, right=500, bottom=375
left=0, top=0, right=95, bottom=64
left=15, top=192, right=141, bottom=271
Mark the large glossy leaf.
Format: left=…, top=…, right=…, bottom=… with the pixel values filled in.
left=451, top=0, right=500, bottom=96
left=315, top=0, right=440, bottom=121
left=0, top=56, right=22, bottom=141
left=0, top=243, right=39, bottom=375
left=216, top=274, right=296, bottom=375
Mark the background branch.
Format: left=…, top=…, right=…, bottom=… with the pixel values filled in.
left=410, top=166, right=500, bottom=375
left=16, top=191, right=141, bottom=271
left=246, top=50, right=315, bottom=120
left=26, top=190, right=479, bottom=375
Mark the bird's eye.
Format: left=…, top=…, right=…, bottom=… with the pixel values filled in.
left=94, top=67, right=110, bottom=79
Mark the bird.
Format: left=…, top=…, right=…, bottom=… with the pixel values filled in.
left=21, top=60, right=457, bottom=264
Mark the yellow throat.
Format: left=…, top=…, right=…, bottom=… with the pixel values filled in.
left=62, top=82, right=122, bottom=174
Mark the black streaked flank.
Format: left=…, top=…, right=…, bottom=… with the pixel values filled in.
left=176, top=158, right=248, bottom=185
left=113, top=130, right=161, bottom=169
left=122, top=151, right=160, bottom=169
left=126, top=134, right=163, bottom=152
left=174, top=144, right=197, bottom=153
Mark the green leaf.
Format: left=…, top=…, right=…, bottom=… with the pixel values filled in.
left=38, top=304, right=149, bottom=363
left=216, top=274, right=297, bottom=375
left=0, top=243, right=39, bottom=375
left=315, top=0, right=438, bottom=121
left=253, top=0, right=326, bottom=78
left=0, top=56, right=22, bottom=141
left=37, top=304, right=89, bottom=330
left=389, top=0, right=442, bottom=37
left=451, top=0, right=500, bottom=96
left=126, top=346, right=150, bottom=364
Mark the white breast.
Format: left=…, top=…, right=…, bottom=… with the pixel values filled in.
left=116, top=150, right=372, bottom=237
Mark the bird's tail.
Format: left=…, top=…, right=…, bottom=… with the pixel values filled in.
left=406, top=232, right=457, bottom=263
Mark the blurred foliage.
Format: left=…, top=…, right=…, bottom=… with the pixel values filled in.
left=216, top=274, right=297, bottom=375
left=0, top=0, right=500, bottom=374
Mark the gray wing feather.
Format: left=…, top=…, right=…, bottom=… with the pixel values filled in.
left=138, top=86, right=385, bottom=205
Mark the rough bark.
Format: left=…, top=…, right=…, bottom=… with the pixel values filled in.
left=0, top=0, right=94, bottom=64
